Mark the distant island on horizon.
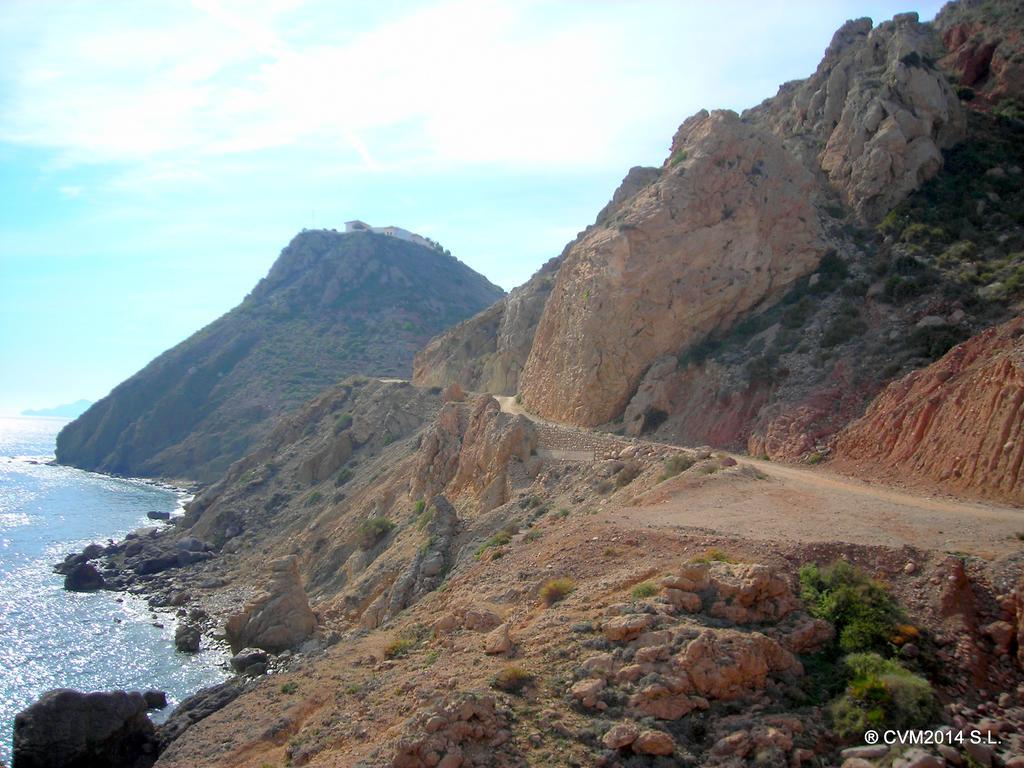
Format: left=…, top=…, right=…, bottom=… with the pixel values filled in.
left=21, top=399, right=93, bottom=418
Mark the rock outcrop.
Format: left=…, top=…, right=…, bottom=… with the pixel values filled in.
left=12, top=689, right=159, bottom=768
left=518, top=109, right=823, bottom=426
left=225, top=556, right=317, bottom=653
left=574, top=561, right=806, bottom=727
left=366, top=496, right=460, bottom=628
left=751, top=12, right=966, bottom=221
left=832, top=315, right=1024, bottom=504
left=413, top=395, right=537, bottom=513
left=55, top=230, right=503, bottom=482
left=411, top=167, right=663, bottom=397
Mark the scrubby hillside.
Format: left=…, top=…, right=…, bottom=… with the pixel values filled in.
left=55, top=231, right=503, bottom=482
left=54, top=375, right=1024, bottom=768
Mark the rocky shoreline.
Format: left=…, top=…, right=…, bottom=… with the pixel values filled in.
left=14, top=505, right=338, bottom=767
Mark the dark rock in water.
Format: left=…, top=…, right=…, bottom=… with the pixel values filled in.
left=123, top=540, right=143, bottom=557
left=174, top=623, right=201, bottom=653
left=230, top=647, right=269, bottom=674
left=80, top=543, right=105, bottom=560
left=13, top=689, right=158, bottom=768
left=63, top=563, right=105, bottom=592
left=142, top=690, right=167, bottom=710
left=157, top=679, right=246, bottom=749
left=52, top=543, right=106, bottom=575
left=146, top=511, right=171, bottom=521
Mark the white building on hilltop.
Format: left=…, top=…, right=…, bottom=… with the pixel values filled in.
left=344, top=220, right=433, bottom=249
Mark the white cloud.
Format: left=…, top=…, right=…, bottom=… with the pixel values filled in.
left=0, top=0, right=696, bottom=171
left=0, top=0, right=951, bottom=175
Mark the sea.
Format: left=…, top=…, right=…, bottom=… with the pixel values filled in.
left=0, top=415, right=229, bottom=762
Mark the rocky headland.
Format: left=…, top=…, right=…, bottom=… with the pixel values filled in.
left=54, top=231, right=503, bottom=483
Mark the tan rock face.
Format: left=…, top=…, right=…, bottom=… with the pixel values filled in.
left=752, top=13, right=966, bottom=221
left=832, top=316, right=1024, bottom=505
left=519, top=109, right=823, bottom=427
left=225, top=556, right=317, bottom=653
left=412, top=395, right=537, bottom=513
left=412, top=258, right=559, bottom=395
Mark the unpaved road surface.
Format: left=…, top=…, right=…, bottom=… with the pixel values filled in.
left=496, top=393, right=1024, bottom=559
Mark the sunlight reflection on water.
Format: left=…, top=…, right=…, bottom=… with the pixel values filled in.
left=0, top=416, right=228, bottom=761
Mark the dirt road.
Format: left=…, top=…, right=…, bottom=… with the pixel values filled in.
left=495, top=392, right=1024, bottom=559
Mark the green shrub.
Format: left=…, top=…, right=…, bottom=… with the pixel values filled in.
left=356, top=516, right=395, bottom=549
left=782, top=296, right=815, bottom=329
left=384, top=625, right=429, bottom=658
left=799, top=561, right=903, bottom=654
left=993, top=96, right=1024, bottom=122
left=678, top=336, right=723, bottom=368
left=303, top=490, right=323, bottom=507
left=938, top=240, right=977, bottom=266
left=540, top=577, right=575, bottom=606
left=334, top=468, right=352, bottom=487
left=830, top=653, right=937, bottom=740
left=279, top=681, right=299, bottom=694
left=475, top=525, right=518, bottom=559
left=333, top=412, right=353, bottom=434
left=631, top=582, right=658, bottom=599
left=900, top=222, right=948, bottom=246
left=907, top=324, right=968, bottom=361
left=384, top=635, right=416, bottom=659
left=491, top=666, right=534, bottom=693
left=670, top=149, right=688, bottom=167
left=955, top=84, right=975, bottom=101
left=806, top=451, right=824, bottom=465
left=659, top=450, right=700, bottom=481
left=821, top=317, right=867, bottom=348
left=690, top=547, right=735, bottom=564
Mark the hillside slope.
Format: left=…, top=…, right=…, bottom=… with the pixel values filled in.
left=55, top=231, right=503, bottom=482
left=415, top=6, right=1024, bottom=467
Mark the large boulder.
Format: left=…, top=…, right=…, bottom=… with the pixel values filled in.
left=225, top=556, right=317, bottom=653
left=12, top=689, right=158, bottom=768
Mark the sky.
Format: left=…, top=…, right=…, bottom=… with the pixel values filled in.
left=0, top=0, right=947, bottom=415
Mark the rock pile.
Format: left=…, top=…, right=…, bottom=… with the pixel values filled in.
left=391, top=695, right=516, bottom=768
